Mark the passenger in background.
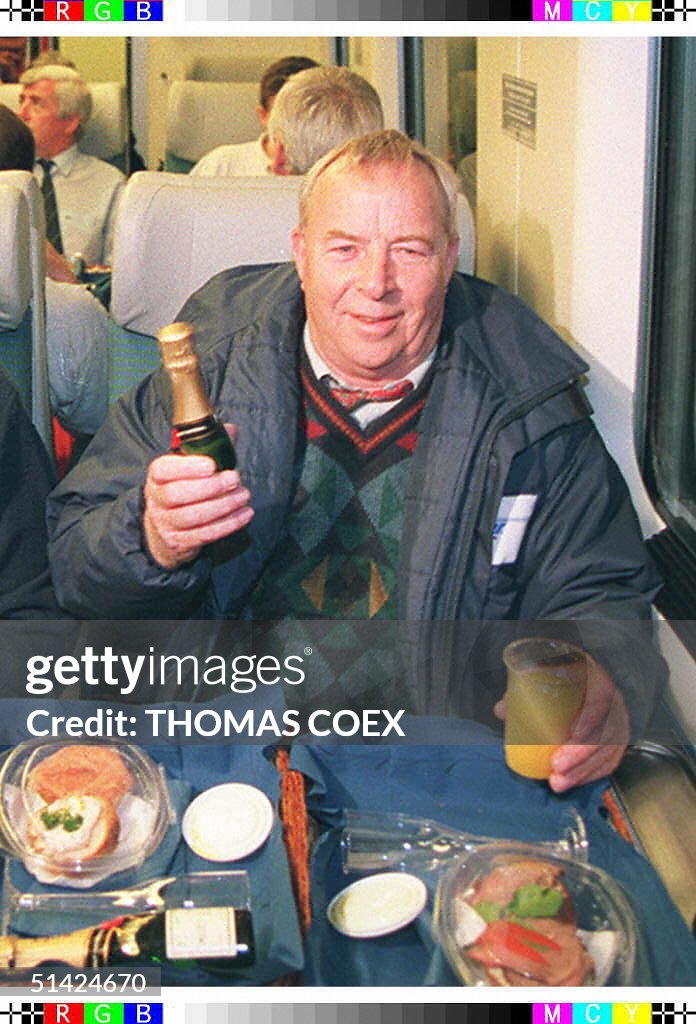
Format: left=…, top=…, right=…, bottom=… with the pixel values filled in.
left=0, top=104, right=108, bottom=440
left=27, top=49, right=145, bottom=174
left=0, top=37, right=27, bottom=84
left=190, top=55, right=318, bottom=178
left=0, top=366, right=59, bottom=617
left=264, top=65, right=384, bottom=176
left=18, top=64, right=124, bottom=271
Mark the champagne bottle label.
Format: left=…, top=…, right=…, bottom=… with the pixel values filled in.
left=164, top=907, right=239, bottom=959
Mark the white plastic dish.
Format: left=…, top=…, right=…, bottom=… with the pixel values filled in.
left=327, top=871, right=427, bottom=939
left=0, top=739, right=175, bottom=888
left=182, top=782, right=274, bottom=862
left=433, top=843, right=640, bottom=986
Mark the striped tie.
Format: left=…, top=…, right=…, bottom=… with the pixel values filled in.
left=324, top=376, right=414, bottom=411
left=37, top=158, right=63, bottom=255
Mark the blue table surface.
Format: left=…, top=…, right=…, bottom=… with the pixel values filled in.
left=1, top=737, right=303, bottom=986
left=290, top=716, right=696, bottom=987
left=3, top=711, right=696, bottom=988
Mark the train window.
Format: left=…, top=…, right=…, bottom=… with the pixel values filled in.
left=641, top=38, right=696, bottom=625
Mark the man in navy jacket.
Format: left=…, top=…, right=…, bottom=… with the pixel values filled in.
left=48, top=131, right=663, bottom=789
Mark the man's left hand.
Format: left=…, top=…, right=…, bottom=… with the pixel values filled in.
left=494, top=657, right=630, bottom=793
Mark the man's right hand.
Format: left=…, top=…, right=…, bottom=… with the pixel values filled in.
left=45, top=242, right=79, bottom=283
left=143, top=443, right=254, bottom=570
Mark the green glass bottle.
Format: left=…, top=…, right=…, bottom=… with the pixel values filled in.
left=0, top=907, right=255, bottom=974
left=157, top=322, right=237, bottom=470
left=103, top=906, right=256, bottom=972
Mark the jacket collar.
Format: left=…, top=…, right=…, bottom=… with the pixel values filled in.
left=439, top=274, right=589, bottom=404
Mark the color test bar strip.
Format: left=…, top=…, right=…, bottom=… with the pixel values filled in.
left=1, top=1005, right=694, bottom=1024
left=180, top=0, right=691, bottom=17
left=0, top=1005, right=162, bottom=1024
left=185, top=1004, right=696, bottom=1024
left=183, top=0, right=535, bottom=17
left=2, top=0, right=693, bottom=19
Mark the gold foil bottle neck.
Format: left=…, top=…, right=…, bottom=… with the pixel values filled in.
left=157, top=321, right=213, bottom=426
left=157, top=322, right=198, bottom=374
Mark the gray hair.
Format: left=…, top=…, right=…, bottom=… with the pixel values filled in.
left=298, top=129, right=459, bottom=239
left=19, top=65, right=92, bottom=131
left=267, top=65, right=384, bottom=176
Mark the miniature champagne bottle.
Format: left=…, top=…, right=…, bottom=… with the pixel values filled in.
left=0, top=906, right=255, bottom=973
left=156, top=321, right=237, bottom=470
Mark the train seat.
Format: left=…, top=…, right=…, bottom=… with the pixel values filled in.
left=0, top=179, right=32, bottom=410
left=164, top=80, right=260, bottom=173
left=452, top=68, right=477, bottom=213
left=1, top=82, right=129, bottom=173
left=0, top=171, right=51, bottom=452
left=456, top=192, right=476, bottom=276
left=108, top=171, right=302, bottom=401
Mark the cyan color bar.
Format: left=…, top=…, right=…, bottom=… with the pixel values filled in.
left=572, top=0, right=612, bottom=16
left=572, top=1007, right=612, bottom=1024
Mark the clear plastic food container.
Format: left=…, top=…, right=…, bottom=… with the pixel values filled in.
left=0, top=739, right=175, bottom=887
left=433, top=843, right=642, bottom=986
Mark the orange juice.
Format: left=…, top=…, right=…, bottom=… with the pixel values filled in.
left=503, top=640, right=587, bottom=780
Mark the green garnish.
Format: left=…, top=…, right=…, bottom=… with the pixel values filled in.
left=40, top=808, right=84, bottom=833
left=475, top=900, right=503, bottom=922
left=507, top=884, right=564, bottom=918
left=40, top=810, right=61, bottom=830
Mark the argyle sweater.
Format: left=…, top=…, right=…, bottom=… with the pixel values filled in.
left=247, top=356, right=430, bottom=619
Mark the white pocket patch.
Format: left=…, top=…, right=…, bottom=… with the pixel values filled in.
left=492, top=494, right=538, bottom=566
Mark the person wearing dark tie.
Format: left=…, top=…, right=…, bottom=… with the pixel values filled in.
left=0, top=102, right=108, bottom=439
left=18, top=63, right=124, bottom=273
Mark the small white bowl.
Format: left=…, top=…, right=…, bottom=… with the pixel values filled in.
left=328, top=872, right=427, bottom=939
left=182, top=782, right=274, bottom=862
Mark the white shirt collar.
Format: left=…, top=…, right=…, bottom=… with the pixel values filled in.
left=48, top=144, right=79, bottom=176
left=303, top=323, right=436, bottom=391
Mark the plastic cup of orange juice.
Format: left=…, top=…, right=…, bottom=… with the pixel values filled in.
left=503, top=637, right=588, bottom=780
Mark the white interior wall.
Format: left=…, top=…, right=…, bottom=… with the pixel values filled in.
left=423, top=38, right=451, bottom=161
left=61, top=38, right=127, bottom=83
left=476, top=36, right=661, bottom=539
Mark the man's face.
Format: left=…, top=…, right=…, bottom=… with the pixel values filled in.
left=0, top=38, right=27, bottom=83
left=18, top=79, right=78, bottom=158
left=292, top=160, right=459, bottom=386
